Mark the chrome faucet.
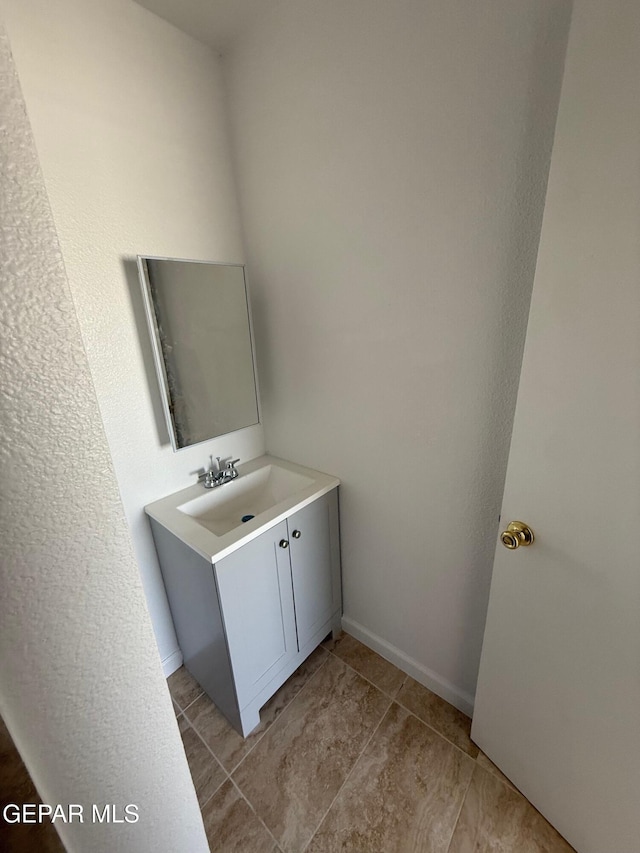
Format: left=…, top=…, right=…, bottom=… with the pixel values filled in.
left=198, top=456, right=240, bottom=489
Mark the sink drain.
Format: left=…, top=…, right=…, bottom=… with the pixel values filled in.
left=241, top=514, right=255, bottom=523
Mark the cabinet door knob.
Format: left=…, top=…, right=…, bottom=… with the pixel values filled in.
left=292, top=530, right=301, bottom=539
left=279, top=539, right=289, bottom=549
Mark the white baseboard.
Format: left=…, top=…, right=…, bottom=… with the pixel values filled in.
left=341, top=616, right=475, bottom=717
left=161, top=648, right=183, bottom=678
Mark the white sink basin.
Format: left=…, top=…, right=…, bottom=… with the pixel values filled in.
left=145, top=455, right=339, bottom=564
left=177, top=465, right=315, bottom=536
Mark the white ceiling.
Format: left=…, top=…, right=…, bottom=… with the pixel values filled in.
left=135, top=0, right=272, bottom=51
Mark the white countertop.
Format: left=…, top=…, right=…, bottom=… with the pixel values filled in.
left=145, top=454, right=340, bottom=564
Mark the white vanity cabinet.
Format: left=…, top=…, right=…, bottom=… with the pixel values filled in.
left=149, top=485, right=341, bottom=737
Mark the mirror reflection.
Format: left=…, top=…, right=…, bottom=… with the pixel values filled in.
left=138, top=256, right=260, bottom=450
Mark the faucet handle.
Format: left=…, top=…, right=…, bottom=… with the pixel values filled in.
left=224, top=458, right=240, bottom=481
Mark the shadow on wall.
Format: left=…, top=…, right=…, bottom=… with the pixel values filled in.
left=456, top=0, right=573, bottom=691
left=122, top=257, right=172, bottom=449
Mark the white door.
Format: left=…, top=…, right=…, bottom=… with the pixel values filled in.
left=471, top=3, right=640, bottom=853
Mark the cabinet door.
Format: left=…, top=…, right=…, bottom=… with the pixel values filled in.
left=214, top=521, right=297, bottom=709
left=288, top=494, right=335, bottom=649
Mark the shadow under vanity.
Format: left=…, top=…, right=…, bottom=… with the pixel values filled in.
left=138, top=257, right=342, bottom=736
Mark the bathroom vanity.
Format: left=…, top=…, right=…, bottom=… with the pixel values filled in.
left=145, top=455, right=342, bottom=736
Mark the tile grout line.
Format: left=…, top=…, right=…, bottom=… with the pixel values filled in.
left=327, top=647, right=478, bottom=762
left=393, top=698, right=479, bottom=762
left=299, top=696, right=395, bottom=853
left=327, top=639, right=477, bottom=735
left=228, top=651, right=331, bottom=776
left=180, top=647, right=476, bottom=790
left=179, top=691, right=205, bottom=715
left=444, top=759, right=476, bottom=853
left=325, top=646, right=408, bottom=701
left=176, top=652, right=332, bottom=783
left=474, top=755, right=520, bottom=794
left=178, top=639, right=373, bottom=770
left=227, top=654, right=337, bottom=844
left=325, top=647, right=487, bottom=850
left=232, top=651, right=392, bottom=851
left=169, top=684, right=205, bottom=716
left=299, top=650, right=480, bottom=853
left=179, top=714, right=230, bottom=810
left=181, top=645, right=477, bottom=820
left=229, top=777, right=284, bottom=852
left=176, top=647, right=530, bottom=852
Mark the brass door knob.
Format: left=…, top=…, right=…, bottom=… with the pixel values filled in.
left=500, top=521, right=534, bottom=550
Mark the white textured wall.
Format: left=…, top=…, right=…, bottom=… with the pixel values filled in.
left=0, top=25, right=208, bottom=852
left=1, top=0, right=265, bottom=672
left=223, top=0, right=571, bottom=708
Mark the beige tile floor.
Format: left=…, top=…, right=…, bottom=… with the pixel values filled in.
left=169, top=633, right=576, bottom=853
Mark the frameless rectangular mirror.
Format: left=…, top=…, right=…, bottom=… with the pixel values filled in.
left=137, top=256, right=260, bottom=451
